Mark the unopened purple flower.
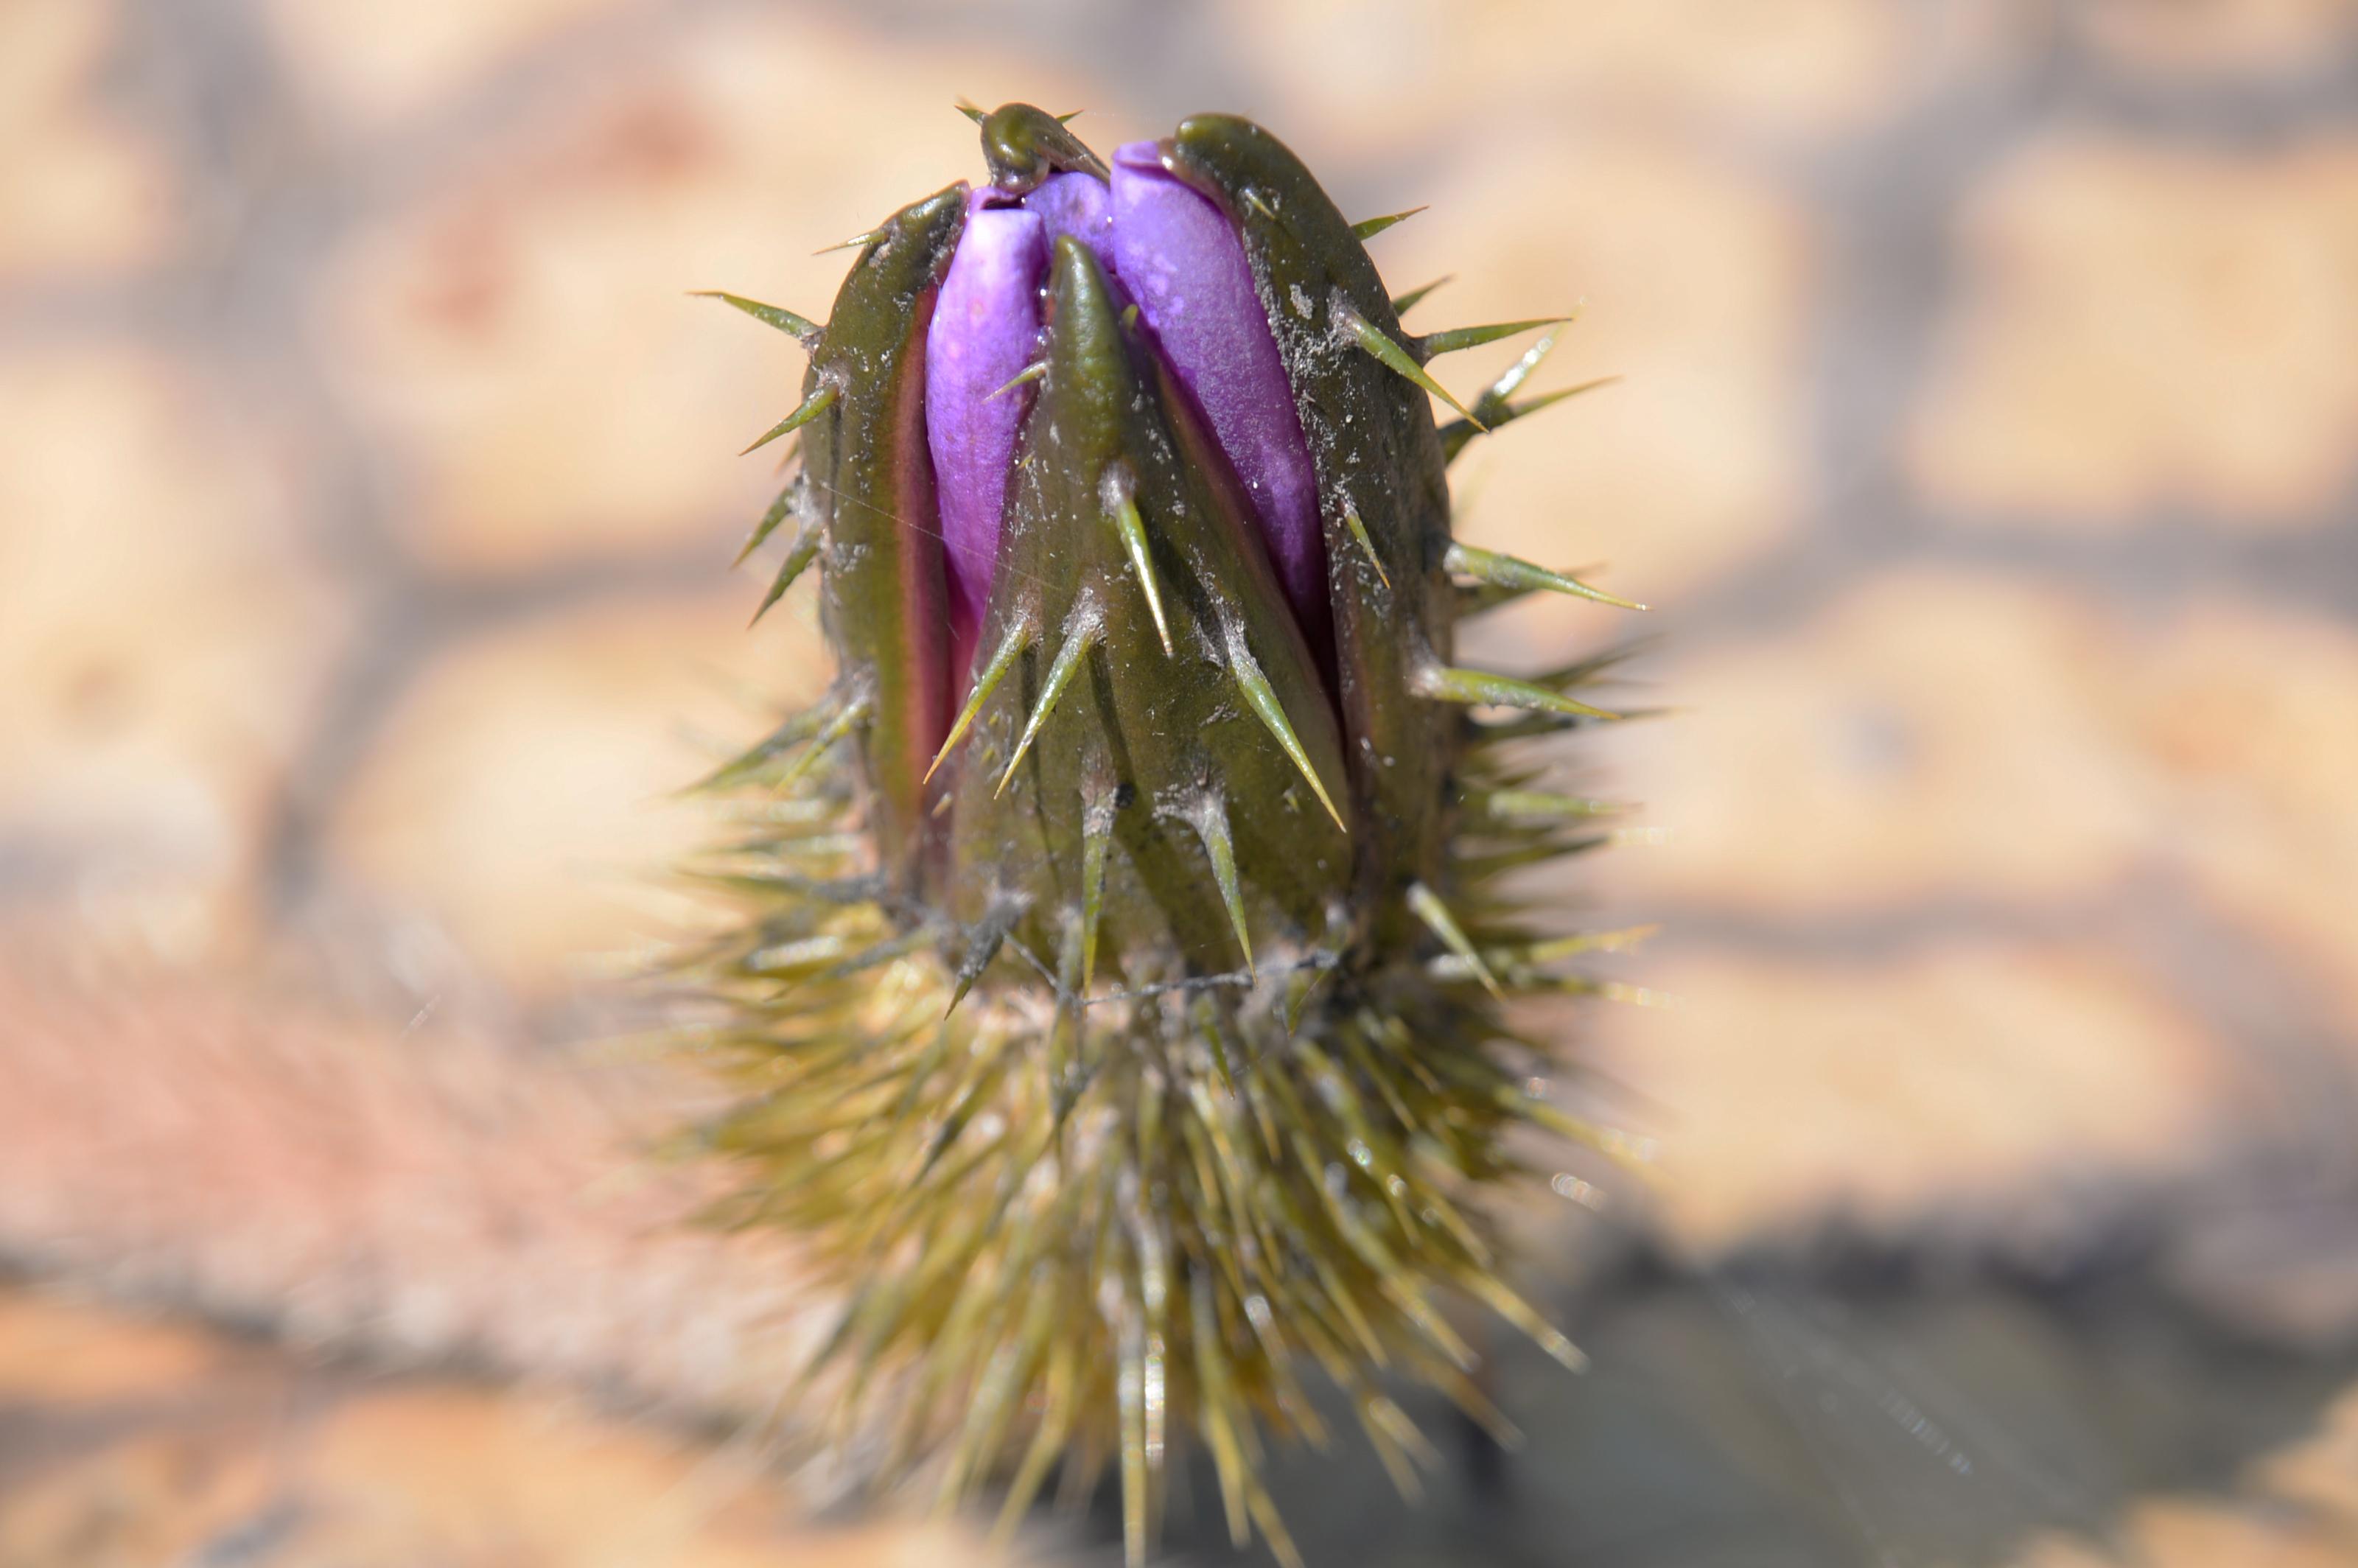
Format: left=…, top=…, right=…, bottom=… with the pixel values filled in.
left=695, top=101, right=1645, bottom=1568
left=921, top=139, right=1329, bottom=687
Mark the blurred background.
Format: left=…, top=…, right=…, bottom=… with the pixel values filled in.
left=7, top=0, right=2358, bottom=1563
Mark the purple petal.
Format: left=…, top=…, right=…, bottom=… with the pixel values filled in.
left=1108, top=141, right=1327, bottom=651
left=925, top=192, right=1047, bottom=685
left=1023, top=170, right=1114, bottom=270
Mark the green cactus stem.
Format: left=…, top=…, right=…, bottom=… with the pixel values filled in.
left=674, top=104, right=1651, bottom=1568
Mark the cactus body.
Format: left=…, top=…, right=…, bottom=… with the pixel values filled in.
left=686, top=107, right=1644, bottom=1566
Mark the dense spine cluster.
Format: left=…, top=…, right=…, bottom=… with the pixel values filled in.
left=680, top=106, right=1648, bottom=1566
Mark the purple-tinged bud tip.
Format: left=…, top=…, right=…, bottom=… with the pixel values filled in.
left=1109, top=141, right=1328, bottom=659
left=1024, top=169, right=1114, bottom=267
left=925, top=191, right=1046, bottom=685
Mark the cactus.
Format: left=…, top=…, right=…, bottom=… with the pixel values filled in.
left=682, top=105, right=1648, bottom=1566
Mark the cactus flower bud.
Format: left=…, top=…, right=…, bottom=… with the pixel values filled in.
left=687, top=104, right=1646, bottom=1567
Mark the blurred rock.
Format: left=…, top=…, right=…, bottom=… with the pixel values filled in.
left=321, top=9, right=1105, bottom=573
left=2017, top=1379, right=2358, bottom=1568
left=326, top=589, right=826, bottom=993
left=0, top=945, right=815, bottom=1418
left=2119, top=602, right=2358, bottom=1047
left=1913, top=135, right=2358, bottom=525
left=0, top=1290, right=1012, bottom=1568
left=0, top=0, right=172, bottom=281
left=262, top=0, right=622, bottom=133
left=1589, top=941, right=2226, bottom=1256
left=1598, top=571, right=2150, bottom=912
left=1225, top=0, right=1914, bottom=148
left=0, top=348, right=339, bottom=963
left=0, top=1292, right=226, bottom=1403
left=2074, top=0, right=2358, bottom=82
left=2166, top=1200, right=2358, bottom=1351
left=1388, top=128, right=1810, bottom=632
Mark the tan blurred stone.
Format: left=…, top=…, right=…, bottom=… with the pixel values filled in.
left=0, top=349, right=339, bottom=960
left=2110, top=601, right=2358, bottom=1043
left=1379, top=131, right=1808, bottom=631
left=2077, top=0, right=2358, bottom=80
left=264, top=0, right=622, bottom=132
left=322, top=10, right=1104, bottom=573
left=302, top=1386, right=995, bottom=1568
left=0, top=1289, right=1010, bottom=1568
left=0, top=0, right=172, bottom=279
left=1913, top=136, right=2358, bottom=525
left=0, top=948, right=816, bottom=1417
left=1225, top=0, right=1913, bottom=150
left=2017, top=1391, right=2358, bottom=1568
left=1601, top=582, right=2358, bottom=991
left=326, top=589, right=827, bottom=990
left=0, top=1291, right=225, bottom=1403
left=0, top=1427, right=279, bottom=1568
left=1595, top=941, right=2228, bottom=1255
left=2021, top=1506, right=2355, bottom=1568
left=2253, top=1382, right=2358, bottom=1532
left=1597, top=571, right=2149, bottom=914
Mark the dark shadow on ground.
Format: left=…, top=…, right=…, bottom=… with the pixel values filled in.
left=1068, top=1243, right=2358, bottom=1568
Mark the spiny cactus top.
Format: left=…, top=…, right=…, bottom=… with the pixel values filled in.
left=685, top=104, right=1648, bottom=1567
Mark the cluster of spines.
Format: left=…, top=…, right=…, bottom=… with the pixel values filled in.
left=680, top=118, right=1654, bottom=1568
left=679, top=705, right=1643, bottom=1568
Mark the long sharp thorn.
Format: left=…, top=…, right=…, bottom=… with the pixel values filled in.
left=1461, top=1273, right=1585, bottom=1373
left=1334, top=298, right=1483, bottom=428
left=1420, top=316, right=1570, bottom=359
left=1444, top=541, right=1648, bottom=611
left=1282, top=963, right=1329, bottom=1035
left=1351, top=206, right=1426, bottom=240
left=946, top=912, right=1010, bottom=1018
left=1119, top=1330, right=1147, bottom=1568
left=1388, top=275, right=1451, bottom=316
left=1444, top=374, right=1620, bottom=463
left=1485, top=789, right=1629, bottom=820
left=1407, top=881, right=1502, bottom=1000
left=735, top=476, right=800, bottom=567
left=996, top=623, right=1097, bottom=795
left=741, top=381, right=837, bottom=455
left=777, top=693, right=869, bottom=788
left=1522, top=924, right=1661, bottom=964
left=1340, top=500, right=1388, bottom=589
left=749, top=514, right=825, bottom=626
left=985, top=361, right=1046, bottom=400
left=1417, top=664, right=1621, bottom=721
left=1189, top=797, right=1253, bottom=979
left=1505, top=376, right=1621, bottom=419
left=1055, top=109, right=1085, bottom=124
left=1247, top=1488, right=1305, bottom=1568
left=816, top=229, right=881, bottom=255
left=1490, top=327, right=1566, bottom=403
left=1196, top=997, right=1237, bottom=1092
left=1223, top=625, right=1345, bottom=833
left=1103, top=467, right=1172, bottom=656
left=685, top=698, right=837, bottom=791
left=689, top=290, right=822, bottom=348
left=928, top=620, right=1032, bottom=781
left=990, top=1352, right=1077, bottom=1550
left=1079, top=787, right=1113, bottom=993
left=955, top=99, right=987, bottom=124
